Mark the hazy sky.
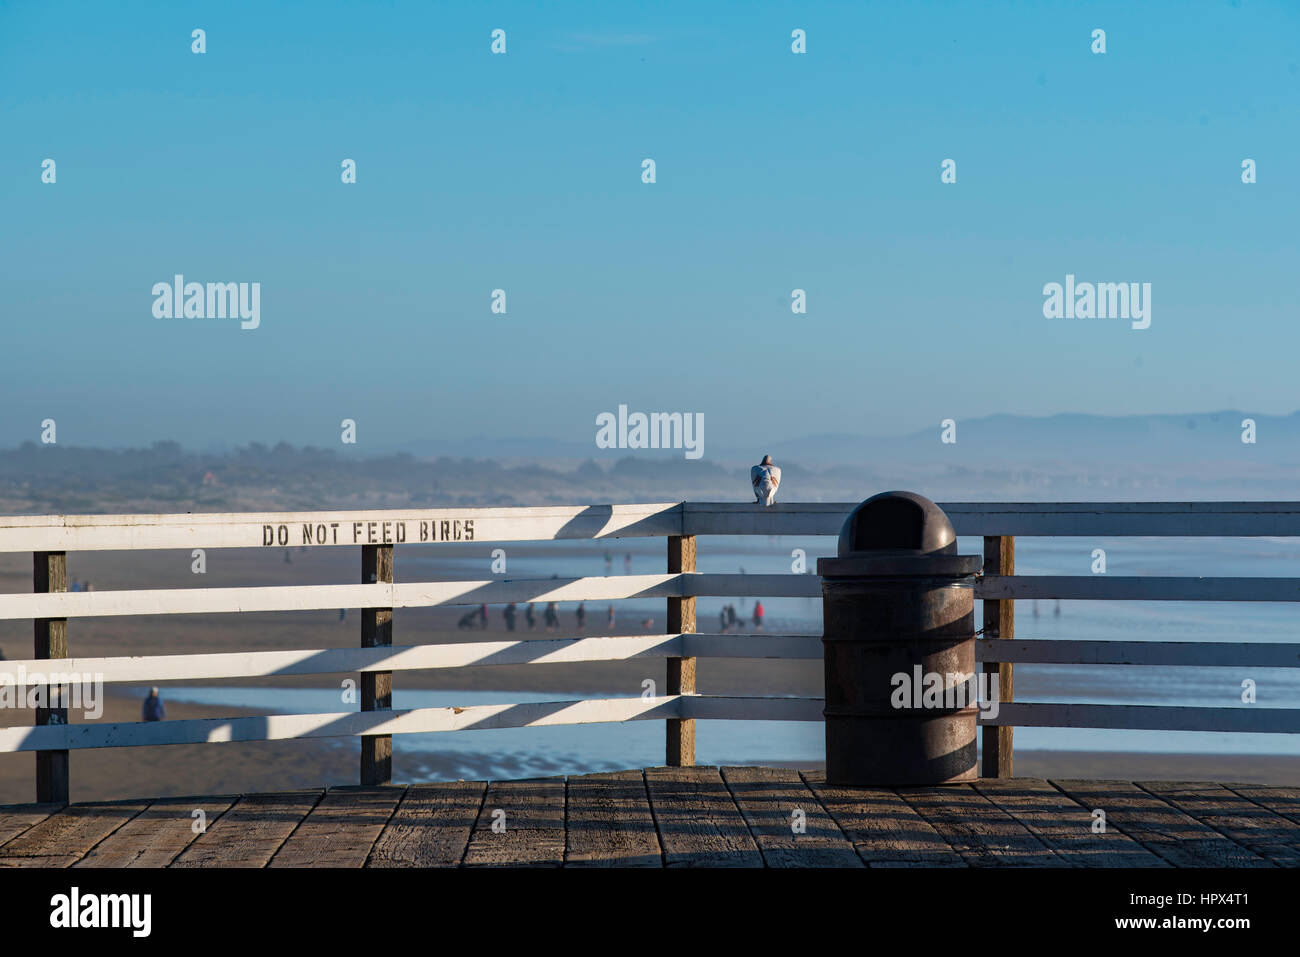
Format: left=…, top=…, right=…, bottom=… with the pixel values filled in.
left=2, top=0, right=1297, bottom=453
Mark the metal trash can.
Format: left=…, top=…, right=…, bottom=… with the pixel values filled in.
left=818, top=491, right=982, bottom=785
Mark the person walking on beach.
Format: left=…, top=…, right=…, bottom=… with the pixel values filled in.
left=752, top=600, right=765, bottom=631
left=503, top=602, right=517, bottom=632
left=604, top=551, right=612, bottom=575
left=720, top=607, right=729, bottom=633
left=727, top=604, right=738, bottom=630
left=544, top=602, right=559, bottom=632
left=142, top=687, right=166, bottom=721
left=606, top=604, right=615, bottom=630
left=575, top=602, right=586, bottom=632
left=624, top=552, right=633, bottom=574
left=525, top=603, right=536, bottom=630
left=478, top=603, right=489, bottom=629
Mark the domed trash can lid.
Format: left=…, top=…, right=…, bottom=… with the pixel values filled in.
left=818, top=491, right=982, bottom=578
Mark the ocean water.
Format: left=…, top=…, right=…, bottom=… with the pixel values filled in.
left=149, top=534, right=1300, bottom=780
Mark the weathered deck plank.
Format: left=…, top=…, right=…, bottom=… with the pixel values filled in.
left=644, top=766, right=762, bottom=867
left=1227, top=783, right=1300, bottom=827
left=803, top=772, right=967, bottom=867
left=721, top=766, right=861, bottom=867
left=3, top=772, right=1294, bottom=867
left=0, top=804, right=59, bottom=850
left=463, top=777, right=566, bottom=867
left=899, top=785, right=1062, bottom=866
left=269, top=787, right=403, bottom=868
left=74, top=797, right=236, bottom=868
left=0, top=800, right=149, bottom=868
left=170, top=790, right=323, bottom=868
left=367, top=780, right=486, bottom=867
left=973, top=778, right=1166, bottom=867
left=1138, top=780, right=1300, bottom=867
left=1051, top=780, right=1272, bottom=868
left=565, top=770, right=662, bottom=867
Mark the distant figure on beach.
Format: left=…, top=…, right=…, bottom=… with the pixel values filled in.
left=525, top=603, right=536, bottom=630
left=719, top=608, right=729, bottom=633
left=142, top=687, right=165, bottom=722
left=640, top=617, right=655, bottom=631
left=339, top=608, right=346, bottom=622
left=544, top=602, right=559, bottom=632
left=457, top=610, right=477, bottom=630
left=728, top=604, right=739, bottom=629
left=478, top=603, right=489, bottom=629
left=1054, top=600, right=1061, bottom=617
left=606, top=605, right=615, bottom=630
left=604, top=551, right=613, bottom=575
left=575, top=602, right=586, bottom=631
left=753, top=600, right=765, bottom=630
left=750, top=454, right=782, bottom=506
left=70, top=579, right=82, bottom=592
left=624, top=553, right=633, bottom=575
left=503, top=602, right=517, bottom=632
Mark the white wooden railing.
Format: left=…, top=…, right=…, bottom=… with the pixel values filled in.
left=2, top=501, right=1299, bottom=802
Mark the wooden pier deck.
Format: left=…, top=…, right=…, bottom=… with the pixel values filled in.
left=3, top=767, right=1299, bottom=868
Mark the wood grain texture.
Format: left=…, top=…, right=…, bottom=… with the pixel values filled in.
left=268, top=786, right=402, bottom=867
left=360, top=544, right=394, bottom=786
left=0, top=804, right=58, bottom=850
left=899, top=784, right=1062, bottom=866
left=1226, top=784, right=1300, bottom=827
left=1137, top=780, right=1300, bottom=867
left=367, top=780, right=486, bottom=867
left=720, top=766, right=861, bottom=867
left=803, top=772, right=967, bottom=867
left=666, top=535, right=697, bottom=767
left=981, top=535, right=1014, bottom=778
left=73, top=797, right=235, bottom=868
left=0, top=799, right=147, bottom=867
left=463, top=777, right=566, bottom=867
left=644, top=766, right=761, bottom=867
left=972, top=778, right=1165, bottom=867
left=1051, top=779, right=1272, bottom=867
left=33, top=550, right=69, bottom=804
left=170, top=790, right=323, bottom=868
left=565, top=770, right=662, bottom=867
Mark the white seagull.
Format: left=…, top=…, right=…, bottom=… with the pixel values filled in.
left=750, top=454, right=782, bottom=506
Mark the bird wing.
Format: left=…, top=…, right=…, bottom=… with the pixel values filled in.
left=750, top=465, right=763, bottom=487
left=769, top=466, right=781, bottom=488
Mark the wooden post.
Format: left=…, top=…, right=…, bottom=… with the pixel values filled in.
left=360, top=544, right=394, bottom=785
left=665, top=535, right=697, bottom=766
left=33, top=551, right=69, bottom=804
left=981, top=535, right=1014, bottom=778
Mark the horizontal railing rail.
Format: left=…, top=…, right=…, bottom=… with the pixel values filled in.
left=3, top=500, right=1298, bottom=801
left=10, top=500, right=1300, bottom=552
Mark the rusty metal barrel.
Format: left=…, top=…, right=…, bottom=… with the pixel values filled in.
left=817, top=491, right=982, bottom=785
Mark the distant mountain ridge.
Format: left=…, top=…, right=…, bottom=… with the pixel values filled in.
left=372, top=410, right=1300, bottom=467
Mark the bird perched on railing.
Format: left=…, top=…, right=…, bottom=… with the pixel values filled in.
left=751, top=454, right=782, bottom=506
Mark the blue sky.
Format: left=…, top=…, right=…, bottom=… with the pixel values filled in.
left=1, top=0, right=1297, bottom=453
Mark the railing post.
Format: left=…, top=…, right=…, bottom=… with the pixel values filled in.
left=981, top=535, right=1014, bottom=778
left=666, top=534, right=696, bottom=766
left=33, top=551, right=69, bottom=804
left=360, top=544, right=394, bottom=785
